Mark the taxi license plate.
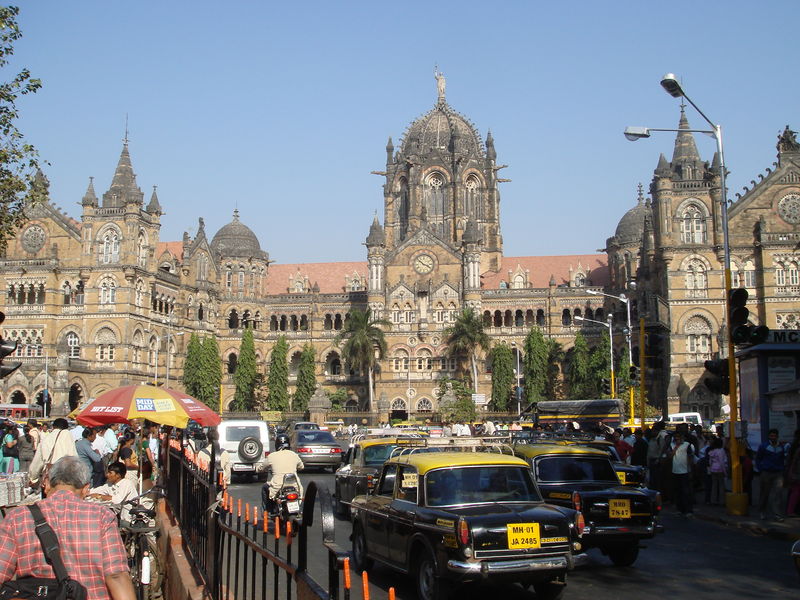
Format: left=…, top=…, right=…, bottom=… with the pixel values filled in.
left=507, top=523, right=541, bottom=550
left=287, top=501, right=300, bottom=513
left=609, top=499, right=631, bottom=519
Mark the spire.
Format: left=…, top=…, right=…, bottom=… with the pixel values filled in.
left=655, top=153, right=671, bottom=177
left=711, top=151, right=721, bottom=170
left=637, top=182, right=644, bottom=204
left=486, top=130, right=496, bottom=160
left=670, top=105, right=702, bottom=169
left=146, top=185, right=162, bottom=215
left=365, top=213, right=386, bottom=246
left=81, top=177, right=98, bottom=207
left=102, top=141, right=143, bottom=207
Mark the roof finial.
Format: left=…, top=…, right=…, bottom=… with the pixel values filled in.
left=434, top=65, right=446, bottom=104
left=233, top=208, right=240, bottom=221
left=637, top=182, right=644, bottom=204
left=123, top=114, right=129, bottom=146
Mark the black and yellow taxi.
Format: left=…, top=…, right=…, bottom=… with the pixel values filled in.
left=578, top=438, right=648, bottom=488
left=334, top=436, right=412, bottom=517
left=513, top=443, right=662, bottom=567
left=349, top=451, right=583, bottom=600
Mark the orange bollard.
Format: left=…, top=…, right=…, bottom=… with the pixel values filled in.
left=343, top=558, right=351, bottom=589
left=253, top=506, right=258, bottom=526
left=245, top=503, right=250, bottom=522
left=362, top=571, right=369, bottom=600
left=286, top=520, right=292, bottom=544
left=222, top=491, right=228, bottom=510
left=275, top=517, right=280, bottom=539
left=237, top=498, right=242, bottom=518
left=263, top=512, right=268, bottom=533
left=388, top=588, right=395, bottom=600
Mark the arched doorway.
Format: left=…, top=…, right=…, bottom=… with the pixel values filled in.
left=10, top=390, right=26, bottom=404
left=390, top=398, right=408, bottom=422
left=69, top=383, right=83, bottom=411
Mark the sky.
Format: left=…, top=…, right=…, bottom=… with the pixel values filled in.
left=7, top=1, right=797, bottom=265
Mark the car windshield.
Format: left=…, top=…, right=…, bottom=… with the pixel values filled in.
left=535, top=456, right=619, bottom=483
left=425, top=466, right=541, bottom=506
left=363, top=444, right=399, bottom=466
left=294, top=423, right=320, bottom=430
left=224, top=426, right=261, bottom=442
left=296, top=431, right=336, bottom=444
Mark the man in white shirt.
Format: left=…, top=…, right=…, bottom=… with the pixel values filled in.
left=88, top=461, right=138, bottom=521
left=103, top=424, right=120, bottom=456
left=668, top=430, right=695, bottom=517
left=28, top=418, right=77, bottom=488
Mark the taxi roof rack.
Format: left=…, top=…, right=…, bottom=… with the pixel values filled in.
left=388, top=436, right=515, bottom=459
left=510, top=430, right=596, bottom=444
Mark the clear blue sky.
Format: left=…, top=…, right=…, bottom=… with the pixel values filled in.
left=9, top=1, right=795, bottom=264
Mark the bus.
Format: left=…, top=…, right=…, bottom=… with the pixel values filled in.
left=0, top=404, right=43, bottom=420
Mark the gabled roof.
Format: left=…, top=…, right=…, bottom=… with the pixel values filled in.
left=265, top=262, right=368, bottom=295
left=481, top=255, right=609, bottom=289
left=156, top=241, right=184, bottom=262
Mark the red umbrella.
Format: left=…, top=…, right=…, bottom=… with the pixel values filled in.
left=71, top=385, right=221, bottom=428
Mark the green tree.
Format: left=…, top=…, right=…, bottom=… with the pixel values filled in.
left=232, top=327, right=258, bottom=411
left=588, top=329, right=611, bottom=397
left=566, top=331, right=592, bottom=399
left=544, top=339, right=565, bottom=400
left=293, top=344, right=316, bottom=411
left=182, top=333, right=203, bottom=398
left=334, top=308, right=390, bottom=412
left=616, top=347, right=631, bottom=401
left=0, top=7, right=44, bottom=252
left=328, top=388, right=348, bottom=410
left=267, top=336, right=290, bottom=411
left=522, top=328, right=549, bottom=404
left=200, top=336, right=222, bottom=410
left=444, top=308, right=490, bottom=394
left=489, top=343, right=514, bottom=411
left=436, top=378, right=477, bottom=423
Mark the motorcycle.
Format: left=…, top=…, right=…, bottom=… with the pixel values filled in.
left=261, top=473, right=302, bottom=522
left=792, top=540, right=800, bottom=576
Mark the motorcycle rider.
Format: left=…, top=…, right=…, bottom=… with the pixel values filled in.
left=262, top=433, right=304, bottom=515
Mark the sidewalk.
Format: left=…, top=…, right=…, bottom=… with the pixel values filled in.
left=687, top=502, right=800, bottom=542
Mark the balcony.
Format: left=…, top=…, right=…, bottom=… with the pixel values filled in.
left=777, top=286, right=800, bottom=296
left=5, top=304, right=45, bottom=314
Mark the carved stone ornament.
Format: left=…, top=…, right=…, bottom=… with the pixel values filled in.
left=21, top=224, right=46, bottom=253
left=778, top=125, right=800, bottom=153
left=406, top=387, right=416, bottom=399
left=777, top=194, right=800, bottom=224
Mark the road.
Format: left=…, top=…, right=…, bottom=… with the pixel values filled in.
left=227, top=471, right=798, bottom=599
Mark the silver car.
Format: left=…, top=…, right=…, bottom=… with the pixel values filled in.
left=292, top=429, right=343, bottom=471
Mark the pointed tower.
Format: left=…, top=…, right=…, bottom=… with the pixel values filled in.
left=365, top=214, right=387, bottom=309
left=147, top=185, right=163, bottom=215
left=102, top=142, right=144, bottom=208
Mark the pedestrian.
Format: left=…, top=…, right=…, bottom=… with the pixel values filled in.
left=756, top=428, right=786, bottom=521
left=28, top=418, right=77, bottom=490
left=76, top=427, right=106, bottom=488
left=0, top=455, right=136, bottom=599
left=630, top=428, right=648, bottom=467
left=1, top=424, right=20, bottom=473
left=16, top=425, right=36, bottom=473
left=116, top=432, right=140, bottom=487
left=26, top=418, right=41, bottom=450
left=612, top=429, right=633, bottom=463
left=668, top=430, right=695, bottom=517
left=708, top=437, right=728, bottom=506
left=785, top=429, right=800, bottom=517
left=88, top=461, right=139, bottom=521
left=646, top=422, right=668, bottom=492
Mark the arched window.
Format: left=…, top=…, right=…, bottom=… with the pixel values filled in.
left=289, top=351, right=302, bottom=377
left=96, top=327, right=117, bottom=362
left=424, top=172, right=445, bottom=236
left=137, top=230, right=147, bottom=267
left=404, top=304, right=415, bottom=324
left=680, top=203, right=707, bottom=244
left=225, top=268, right=232, bottom=290
left=390, top=398, right=407, bottom=411
left=536, top=309, right=546, bottom=327
left=227, top=352, right=238, bottom=374
left=574, top=273, right=586, bottom=287
left=685, top=259, right=708, bottom=298
left=99, top=278, right=116, bottom=304
left=512, top=274, right=525, bottom=289
left=393, top=349, right=409, bottom=371
left=132, top=330, right=143, bottom=366
left=416, top=398, right=433, bottom=412
left=324, top=314, right=333, bottom=330
left=238, top=269, right=245, bottom=291
left=464, top=175, right=483, bottom=220
left=66, top=332, right=80, bottom=358
left=562, top=309, right=572, bottom=326
left=228, top=309, right=239, bottom=329
left=416, top=348, right=432, bottom=371
left=198, top=303, right=204, bottom=321
left=101, top=230, right=120, bottom=264
left=134, top=280, right=145, bottom=308
left=326, top=352, right=342, bottom=376
left=685, top=315, right=712, bottom=360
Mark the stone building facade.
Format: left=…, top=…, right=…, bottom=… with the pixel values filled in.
left=1, top=79, right=797, bottom=420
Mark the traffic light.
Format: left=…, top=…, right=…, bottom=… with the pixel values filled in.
left=729, top=288, right=770, bottom=346
left=601, top=378, right=612, bottom=396
left=629, top=365, right=640, bottom=385
left=703, top=358, right=730, bottom=396
left=0, top=312, right=21, bottom=379
left=645, top=332, right=665, bottom=368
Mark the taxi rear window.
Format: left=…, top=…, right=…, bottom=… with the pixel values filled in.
left=425, top=466, right=541, bottom=506
left=363, top=444, right=398, bottom=466
left=535, top=456, right=618, bottom=483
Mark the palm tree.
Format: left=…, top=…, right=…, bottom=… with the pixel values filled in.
left=444, top=307, right=490, bottom=394
left=334, top=307, right=390, bottom=412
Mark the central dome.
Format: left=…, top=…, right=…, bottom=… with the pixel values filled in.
left=400, top=100, right=484, bottom=157
left=614, top=200, right=650, bottom=245
left=211, top=209, right=267, bottom=259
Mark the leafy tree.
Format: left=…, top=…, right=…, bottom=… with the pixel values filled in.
left=544, top=339, right=565, bottom=400
left=522, top=327, right=549, bottom=404
left=0, top=6, right=44, bottom=253
left=232, top=327, right=258, bottom=411
left=436, top=378, right=477, bottom=423
left=293, top=344, right=316, bottom=411
left=267, top=336, right=290, bottom=411
left=334, top=308, right=390, bottom=412
left=200, top=336, right=222, bottom=410
left=328, top=388, right=348, bottom=410
left=616, top=347, right=631, bottom=400
left=182, top=333, right=203, bottom=398
left=566, top=331, right=592, bottom=399
left=588, top=329, right=611, bottom=397
left=489, top=343, right=514, bottom=411
left=444, top=308, right=490, bottom=394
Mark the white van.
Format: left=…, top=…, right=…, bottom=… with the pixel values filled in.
left=217, top=419, right=272, bottom=481
left=667, top=412, right=704, bottom=427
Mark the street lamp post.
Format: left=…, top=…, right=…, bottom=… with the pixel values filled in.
left=625, top=73, right=746, bottom=515
left=587, top=289, right=634, bottom=423
left=511, top=341, right=522, bottom=416
left=574, top=315, right=615, bottom=397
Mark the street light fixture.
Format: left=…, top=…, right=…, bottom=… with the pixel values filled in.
left=574, top=314, right=615, bottom=398
left=625, top=73, right=746, bottom=515
left=511, top=341, right=522, bottom=417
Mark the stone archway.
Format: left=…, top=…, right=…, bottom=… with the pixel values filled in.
left=390, top=397, right=408, bottom=422
left=10, top=390, right=26, bottom=404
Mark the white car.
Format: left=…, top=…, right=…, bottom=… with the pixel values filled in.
left=217, top=419, right=272, bottom=481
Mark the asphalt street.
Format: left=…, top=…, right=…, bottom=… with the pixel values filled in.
left=227, top=470, right=798, bottom=600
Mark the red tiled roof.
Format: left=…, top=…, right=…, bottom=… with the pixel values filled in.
left=156, top=241, right=184, bottom=261
left=482, top=255, right=609, bottom=289
left=266, top=262, right=368, bottom=295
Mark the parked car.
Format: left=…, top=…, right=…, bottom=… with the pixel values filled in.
left=349, top=451, right=583, bottom=600
left=290, top=421, right=320, bottom=431
left=217, top=419, right=271, bottom=481
left=513, top=443, right=663, bottom=566
left=291, top=429, right=343, bottom=471
left=578, top=439, right=648, bottom=488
